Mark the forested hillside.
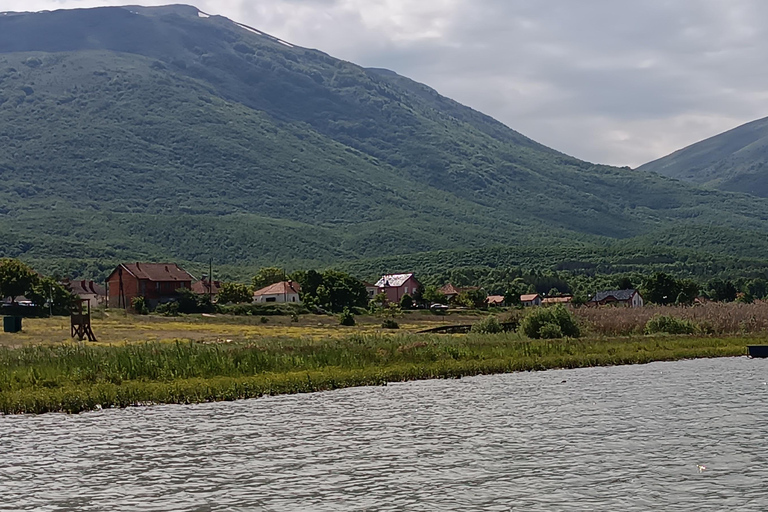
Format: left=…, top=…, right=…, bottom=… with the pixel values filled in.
left=2, top=5, right=768, bottom=280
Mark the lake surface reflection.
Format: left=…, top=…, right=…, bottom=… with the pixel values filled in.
left=1, top=357, right=767, bottom=511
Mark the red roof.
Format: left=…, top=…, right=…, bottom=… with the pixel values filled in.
left=520, top=294, right=541, bottom=302
left=192, top=280, right=222, bottom=295
left=486, top=295, right=505, bottom=305
left=112, top=263, right=194, bottom=282
left=64, top=280, right=106, bottom=296
left=542, top=296, right=573, bottom=304
left=253, top=281, right=301, bottom=296
left=440, top=283, right=461, bottom=296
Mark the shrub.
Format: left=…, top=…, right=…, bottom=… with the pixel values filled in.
left=259, top=316, right=269, bottom=324
left=520, top=305, right=580, bottom=339
left=381, top=319, right=399, bottom=329
left=131, top=296, right=149, bottom=315
left=470, top=315, right=503, bottom=334
left=400, top=293, right=414, bottom=310
left=644, top=315, right=696, bottom=335
left=538, top=322, right=563, bottom=339
left=339, top=307, right=356, bottom=326
left=216, top=303, right=308, bottom=316
left=155, top=301, right=179, bottom=317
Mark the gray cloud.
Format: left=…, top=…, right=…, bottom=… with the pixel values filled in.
left=3, top=0, right=768, bottom=166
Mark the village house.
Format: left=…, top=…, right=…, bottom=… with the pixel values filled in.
left=192, top=278, right=222, bottom=298
left=106, top=262, right=194, bottom=309
left=486, top=295, right=506, bottom=307
left=375, top=273, right=420, bottom=303
left=542, top=295, right=573, bottom=306
left=253, top=280, right=301, bottom=304
left=439, top=283, right=479, bottom=303
left=520, top=293, right=542, bottom=306
left=363, top=282, right=379, bottom=300
left=589, top=289, right=644, bottom=308
left=63, top=279, right=107, bottom=306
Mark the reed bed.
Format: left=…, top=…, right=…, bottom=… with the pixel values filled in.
left=575, top=302, right=768, bottom=336
left=0, top=333, right=751, bottom=414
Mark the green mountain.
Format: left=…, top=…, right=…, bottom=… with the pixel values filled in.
left=2, top=5, right=768, bottom=280
left=637, top=116, right=768, bottom=197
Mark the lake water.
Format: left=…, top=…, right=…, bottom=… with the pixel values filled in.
left=1, top=357, right=767, bottom=511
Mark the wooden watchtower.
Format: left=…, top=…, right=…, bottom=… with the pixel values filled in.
left=71, top=299, right=97, bottom=342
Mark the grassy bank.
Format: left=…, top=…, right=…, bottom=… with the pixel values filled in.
left=0, top=333, right=751, bottom=414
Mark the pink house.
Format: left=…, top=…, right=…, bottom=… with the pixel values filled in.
left=375, top=273, right=420, bottom=303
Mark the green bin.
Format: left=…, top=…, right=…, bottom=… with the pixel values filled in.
left=3, top=316, right=22, bottom=333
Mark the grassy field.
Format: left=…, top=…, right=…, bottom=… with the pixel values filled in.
left=0, top=310, right=756, bottom=415
left=0, top=309, right=483, bottom=348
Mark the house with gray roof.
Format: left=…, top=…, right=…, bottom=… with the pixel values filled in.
left=589, top=289, right=644, bottom=308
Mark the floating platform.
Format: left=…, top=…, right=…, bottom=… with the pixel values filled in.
left=747, top=345, right=768, bottom=358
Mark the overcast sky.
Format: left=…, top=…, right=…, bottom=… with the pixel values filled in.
left=4, top=0, right=768, bottom=167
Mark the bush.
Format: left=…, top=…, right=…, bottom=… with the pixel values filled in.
left=538, top=322, right=563, bottom=339
left=400, top=293, right=413, bottom=310
left=470, top=315, right=503, bottom=334
left=520, top=305, right=580, bottom=339
left=381, top=319, right=399, bottom=329
left=644, top=315, right=696, bottom=335
left=155, top=301, right=179, bottom=317
left=339, top=307, right=356, bottom=326
left=131, top=296, right=149, bottom=315
left=216, top=303, right=308, bottom=316
left=259, top=316, right=269, bottom=324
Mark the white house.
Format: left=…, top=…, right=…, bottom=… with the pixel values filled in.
left=588, top=289, right=644, bottom=308
left=520, top=293, right=542, bottom=307
left=253, top=281, right=302, bottom=304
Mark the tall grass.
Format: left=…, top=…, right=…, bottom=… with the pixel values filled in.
left=0, top=333, right=751, bottom=414
left=575, top=302, right=768, bottom=336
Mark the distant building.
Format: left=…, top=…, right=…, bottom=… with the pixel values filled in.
left=192, top=278, right=222, bottom=298
left=253, top=281, right=301, bottom=304
left=439, top=283, right=479, bottom=303
left=106, top=263, right=194, bottom=309
left=520, top=293, right=542, bottom=307
left=363, top=282, right=379, bottom=300
left=589, top=289, right=644, bottom=308
left=63, top=279, right=106, bottom=306
left=375, top=273, right=420, bottom=303
left=542, top=296, right=573, bottom=306
left=486, top=295, right=506, bottom=307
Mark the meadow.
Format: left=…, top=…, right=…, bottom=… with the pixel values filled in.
left=0, top=306, right=759, bottom=414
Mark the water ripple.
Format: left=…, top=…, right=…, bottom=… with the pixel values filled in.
left=1, top=357, right=767, bottom=511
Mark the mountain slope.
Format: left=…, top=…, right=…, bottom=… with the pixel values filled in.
left=2, top=5, right=768, bottom=278
left=637, top=116, right=768, bottom=197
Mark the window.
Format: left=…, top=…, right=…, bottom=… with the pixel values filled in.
left=266, top=297, right=276, bottom=303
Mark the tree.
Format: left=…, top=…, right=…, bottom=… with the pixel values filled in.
left=642, top=272, right=679, bottom=305
left=616, top=276, right=634, bottom=290
left=746, top=278, right=768, bottom=300
left=27, top=277, right=77, bottom=316
left=251, top=267, right=285, bottom=290
left=422, top=285, right=447, bottom=305
left=675, top=279, right=700, bottom=305
left=0, top=259, right=39, bottom=305
left=708, top=278, right=738, bottom=302
left=400, top=293, right=414, bottom=310
left=217, top=282, right=252, bottom=304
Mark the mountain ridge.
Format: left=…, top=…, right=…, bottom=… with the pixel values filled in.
left=637, top=116, right=768, bottom=197
left=1, top=4, right=768, bottom=279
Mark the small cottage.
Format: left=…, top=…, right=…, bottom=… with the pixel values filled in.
left=253, top=281, right=302, bottom=304
left=542, top=296, right=573, bottom=306
left=64, top=279, right=107, bottom=306
left=192, top=278, right=222, bottom=298
left=589, top=289, right=644, bottom=308
left=520, top=293, right=542, bottom=307
left=486, top=295, right=506, bottom=307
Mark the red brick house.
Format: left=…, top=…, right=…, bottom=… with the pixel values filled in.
left=375, top=273, right=420, bottom=303
left=106, top=263, right=195, bottom=309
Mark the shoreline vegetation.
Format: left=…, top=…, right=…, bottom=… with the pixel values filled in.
left=0, top=324, right=754, bottom=414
